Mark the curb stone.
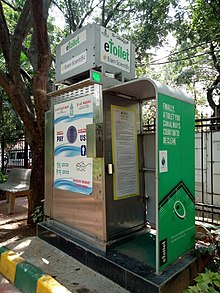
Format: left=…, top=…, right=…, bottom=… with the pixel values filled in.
left=0, top=246, right=71, bottom=293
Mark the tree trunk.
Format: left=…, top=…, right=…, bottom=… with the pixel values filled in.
left=27, top=140, right=44, bottom=224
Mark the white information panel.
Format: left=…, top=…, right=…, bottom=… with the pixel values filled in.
left=111, top=105, right=139, bottom=200
left=100, top=27, right=131, bottom=73
left=54, top=96, right=93, bottom=195
left=61, top=29, right=86, bottom=56
left=159, top=150, right=168, bottom=173
left=61, top=51, right=87, bottom=75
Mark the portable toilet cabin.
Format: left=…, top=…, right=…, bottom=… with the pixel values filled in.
left=42, top=74, right=195, bottom=274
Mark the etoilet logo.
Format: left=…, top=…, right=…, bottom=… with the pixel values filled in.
left=103, top=38, right=129, bottom=61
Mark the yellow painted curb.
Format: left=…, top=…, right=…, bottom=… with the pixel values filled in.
left=37, top=275, right=71, bottom=293
left=0, top=250, right=24, bottom=283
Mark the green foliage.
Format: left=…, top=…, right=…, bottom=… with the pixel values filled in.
left=183, top=224, right=220, bottom=293
left=1, top=1, right=63, bottom=84
left=189, top=0, right=220, bottom=43
left=170, top=0, right=220, bottom=114
left=0, top=171, right=8, bottom=183
left=47, top=16, right=64, bottom=56
left=142, top=99, right=156, bottom=126
left=1, top=0, right=25, bottom=33
left=140, top=0, right=220, bottom=116
left=31, top=202, right=45, bottom=223
left=196, top=222, right=220, bottom=273
left=131, top=0, right=176, bottom=63
left=0, top=90, right=23, bottom=146
left=0, top=172, right=8, bottom=199
left=183, top=269, right=220, bottom=293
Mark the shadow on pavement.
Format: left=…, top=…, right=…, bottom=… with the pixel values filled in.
left=0, top=197, right=35, bottom=246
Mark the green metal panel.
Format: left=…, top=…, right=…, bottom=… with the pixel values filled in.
left=156, top=93, right=195, bottom=273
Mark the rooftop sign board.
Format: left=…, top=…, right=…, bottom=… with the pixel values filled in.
left=100, top=27, right=131, bottom=73
left=56, top=23, right=135, bottom=83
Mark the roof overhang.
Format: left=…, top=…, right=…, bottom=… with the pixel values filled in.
left=103, top=78, right=194, bottom=104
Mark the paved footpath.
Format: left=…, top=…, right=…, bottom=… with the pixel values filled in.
left=1, top=236, right=130, bottom=293
left=0, top=198, right=130, bottom=293
left=0, top=274, right=21, bottom=292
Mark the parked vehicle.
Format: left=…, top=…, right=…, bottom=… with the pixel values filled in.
left=7, top=150, right=32, bottom=169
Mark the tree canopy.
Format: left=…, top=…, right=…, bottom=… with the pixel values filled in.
left=0, top=89, right=23, bottom=146
left=148, top=0, right=220, bottom=117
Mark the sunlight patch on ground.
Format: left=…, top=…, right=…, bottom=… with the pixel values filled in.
left=1, top=222, right=20, bottom=230
left=12, top=239, right=32, bottom=256
left=1, top=236, right=20, bottom=247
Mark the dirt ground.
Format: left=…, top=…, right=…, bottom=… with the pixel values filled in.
left=0, top=197, right=36, bottom=246
left=0, top=219, right=36, bottom=246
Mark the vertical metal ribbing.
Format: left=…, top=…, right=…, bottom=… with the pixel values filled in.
left=210, top=118, right=214, bottom=223
left=201, top=117, right=204, bottom=221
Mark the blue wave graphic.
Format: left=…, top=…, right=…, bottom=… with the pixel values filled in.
left=54, top=179, right=92, bottom=195
left=54, top=145, right=80, bottom=157
left=54, top=113, right=93, bottom=124
left=54, top=115, right=69, bottom=124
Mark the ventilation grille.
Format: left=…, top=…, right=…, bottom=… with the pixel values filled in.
left=53, top=85, right=96, bottom=104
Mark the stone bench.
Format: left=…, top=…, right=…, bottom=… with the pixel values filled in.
left=0, top=168, right=31, bottom=214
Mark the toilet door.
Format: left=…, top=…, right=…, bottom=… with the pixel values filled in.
left=103, top=93, right=145, bottom=240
